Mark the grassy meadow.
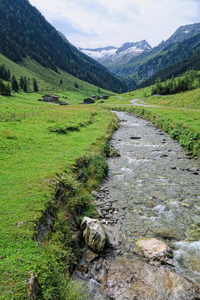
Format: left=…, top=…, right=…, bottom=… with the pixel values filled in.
left=0, top=91, right=118, bottom=299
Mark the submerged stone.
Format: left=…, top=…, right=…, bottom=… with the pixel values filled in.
left=136, top=238, right=173, bottom=263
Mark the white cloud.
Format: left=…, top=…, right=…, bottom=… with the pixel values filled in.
left=29, top=0, right=200, bottom=48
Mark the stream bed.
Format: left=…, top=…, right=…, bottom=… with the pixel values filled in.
left=76, top=111, right=200, bottom=299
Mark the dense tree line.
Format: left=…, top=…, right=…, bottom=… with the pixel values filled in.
left=0, top=0, right=127, bottom=93
left=138, top=50, right=200, bottom=89
left=0, top=64, right=39, bottom=95
left=151, top=70, right=200, bottom=95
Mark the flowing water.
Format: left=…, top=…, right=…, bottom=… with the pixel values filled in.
left=105, top=111, right=200, bottom=285
left=76, top=111, right=200, bottom=298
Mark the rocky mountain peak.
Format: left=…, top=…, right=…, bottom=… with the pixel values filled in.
left=116, top=40, right=151, bottom=54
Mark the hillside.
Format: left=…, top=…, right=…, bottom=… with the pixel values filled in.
left=129, top=30, right=200, bottom=87
left=0, top=0, right=127, bottom=93
left=0, top=52, right=115, bottom=100
left=139, top=50, right=200, bottom=88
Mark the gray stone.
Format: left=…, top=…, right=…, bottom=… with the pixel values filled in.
left=81, top=217, right=106, bottom=253
left=28, top=271, right=39, bottom=300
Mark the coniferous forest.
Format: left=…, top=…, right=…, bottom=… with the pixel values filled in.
left=151, top=70, right=200, bottom=95
left=0, top=0, right=127, bottom=93
left=0, top=63, right=39, bottom=95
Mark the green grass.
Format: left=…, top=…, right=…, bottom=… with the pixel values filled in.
left=0, top=92, right=118, bottom=298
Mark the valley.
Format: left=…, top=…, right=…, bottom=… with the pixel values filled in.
left=1, top=0, right=200, bottom=299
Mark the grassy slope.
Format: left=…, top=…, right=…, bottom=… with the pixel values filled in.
left=0, top=54, right=117, bottom=298
left=0, top=92, right=117, bottom=298
left=103, top=87, right=200, bottom=156
left=0, top=53, right=114, bottom=98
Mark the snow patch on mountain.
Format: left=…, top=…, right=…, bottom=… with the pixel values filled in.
left=81, top=47, right=117, bottom=61
left=79, top=40, right=152, bottom=66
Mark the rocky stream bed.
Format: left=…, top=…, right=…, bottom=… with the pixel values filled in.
left=75, top=111, right=200, bottom=299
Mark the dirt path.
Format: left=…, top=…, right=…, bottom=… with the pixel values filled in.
left=131, top=98, right=200, bottom=111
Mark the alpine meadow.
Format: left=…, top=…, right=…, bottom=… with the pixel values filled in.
left=1, top=0, right=200, bottom=299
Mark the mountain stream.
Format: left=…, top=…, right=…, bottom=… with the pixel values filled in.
left=75, top=111, right=200, bottom=299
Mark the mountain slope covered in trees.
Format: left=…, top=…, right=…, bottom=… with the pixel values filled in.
left=0, top=0, right=127, bottom=93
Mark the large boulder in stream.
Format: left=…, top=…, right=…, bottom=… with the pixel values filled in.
left=81, top=217, right=106, bottom=253
left=91, top=257, right=200, bottom=300
left=136, top=238, right=173, bottom=264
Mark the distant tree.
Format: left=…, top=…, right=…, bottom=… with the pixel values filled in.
left=4, top=83, right=12, bottom=95
left=11, top=75, right=19, bottom=92
left=0, top=79, right=11, bottom=95
left=23, top=77, right=28, bottom=92
left=0, top=64, right=11, bottom=81
left=74, top=81, right=78, bottom=88
left=33, top=78, right=39, bottom=92
left=19, top=76, right=24, bottom=90
left=60, top=79, right=63, bottom=85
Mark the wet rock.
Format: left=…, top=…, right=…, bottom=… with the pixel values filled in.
left=151, top=191, right=166, bottom=201
left=102, top=257, right=200, bottom=300
left=85, top=250, right=98, bottom=263
left=188, top=167, right=198, bottom=172
left=81, top=217, right=106, bottom=253
left=104, top=225, right=123, bottom=250
left=107, top=293, right=116, bottom=300
left=160, top=154, right=168, bottom=158
left=136, top=238, right=173, bottom=263
left=87, top=279, right=107, bottom=300
left=153, top=227, right=180, bottom=240
left=77, top=263, right=88, bottom=274
left=130, top=136, right=141, bottom=140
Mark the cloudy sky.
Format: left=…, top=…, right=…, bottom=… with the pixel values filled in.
left=29, top=0, right=200, bottom=49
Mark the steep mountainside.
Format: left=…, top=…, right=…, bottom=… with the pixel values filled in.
left=0, top=0, right=127, bottom=93
left=80, top=40, right=151, bottom=68
left=139, top=49, right=200, bottom=88
left=130, top=30, right=200, bottom=87
left=117, top=23, right=200, bottom=88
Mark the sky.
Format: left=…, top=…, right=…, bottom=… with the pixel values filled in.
left=28, top=0, right=200, bottom=49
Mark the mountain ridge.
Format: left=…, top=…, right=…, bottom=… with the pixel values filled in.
left=0, top=0, right=127, bottom=93
left=80, top=39, right=151, bottom=66
left=80, top=23, right=200, bottom=89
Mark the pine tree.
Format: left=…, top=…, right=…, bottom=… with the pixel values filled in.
left=19, top=76, right=24, bottom=90
left=33, top=78, right=39, bottom=92
left=0, top=80, right=11, bottom=95
left=11, top=75, right=19, bottom=92
left=23, top=77, right=28, bottom=92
